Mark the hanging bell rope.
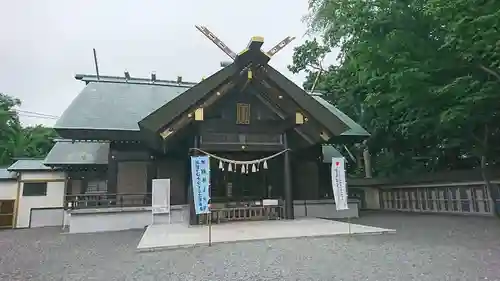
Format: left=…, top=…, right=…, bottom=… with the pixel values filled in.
left=190, top=148, right=290, bottom=165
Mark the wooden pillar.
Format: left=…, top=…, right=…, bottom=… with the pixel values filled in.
left=66, top=177, right=73, bottom=195
left=283, top=133, right=294, bottom=219
left=188, top=136, right=199, bottom=225
left=80, top=173, right=88, bottom=194
left=146, top=155, right=157, bottom=194
left=107, top=150, right=118, bottom=194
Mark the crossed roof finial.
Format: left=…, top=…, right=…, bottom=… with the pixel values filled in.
left=194, top=25, right=295, bottom=61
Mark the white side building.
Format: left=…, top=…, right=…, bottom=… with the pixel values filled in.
left=2, top=159, right=66, bottom=228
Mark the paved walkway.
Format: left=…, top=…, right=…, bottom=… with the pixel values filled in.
left=137, top=217, right=395, bottom=251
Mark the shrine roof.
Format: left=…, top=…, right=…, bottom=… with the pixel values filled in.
left=44, top=141, right=109, bottom=166
left=7, top=159, right=52, bottom=172
left=55, top=80, right=191, bottom=132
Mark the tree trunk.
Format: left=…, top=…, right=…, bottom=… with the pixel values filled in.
left=363, top=148, right=372, bottom=178
left=479, top=124, right=499, bottom=217
left=362, top=140, right=372, bottom=178
left=356, top=148, right=364, bottom=171
left=480, top=155, right=499, bottom=217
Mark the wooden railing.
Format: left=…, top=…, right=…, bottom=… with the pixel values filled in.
left=64, top=193, right=152, bottom=210
left=198, top=199, right=285, bottom=224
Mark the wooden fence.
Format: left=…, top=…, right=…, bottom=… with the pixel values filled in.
left=379, top=183, right=495, bottom=215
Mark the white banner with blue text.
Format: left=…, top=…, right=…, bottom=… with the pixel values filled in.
left=190, top=155, right=211, bottom=214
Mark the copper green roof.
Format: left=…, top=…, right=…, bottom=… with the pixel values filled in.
left=310, top=94, right=369, bottom=137
left=55, top=82, right=191, bottom=131
left=0, top=168, right=16, bottom=180
left=322, top=145, right=344, bottom=163
left=56, top=72, right=369, bottom=140
left=44, top=141, right=109, bottom=165
left=8, top=159, right=52, bottom=171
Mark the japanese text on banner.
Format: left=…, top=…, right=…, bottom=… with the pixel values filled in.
left=331, top=157, right=349, bottom=211
left=190, top=156, right=211, bottom=214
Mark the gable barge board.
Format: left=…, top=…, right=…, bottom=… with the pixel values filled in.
left=261, top=65, right=350, bottom=136
left=139, top=63, right=241, bottom=133
left=158, top=80, right=237, bottom=136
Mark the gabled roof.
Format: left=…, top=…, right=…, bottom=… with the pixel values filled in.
left=138, top=40, right=369, bottom=141
left=7, top=159, right=53, bottom=171
left=44, top=141, right=109, bottom=166
left=55, top=82, right=191, bottom=131
left=57, top=38, right=368, bottom=145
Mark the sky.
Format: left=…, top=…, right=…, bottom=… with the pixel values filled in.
left=0, top=0, right=332, bottom=127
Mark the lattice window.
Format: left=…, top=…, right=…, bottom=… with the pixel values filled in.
left=86, top=180, right=107, bottom=194
left=236, top=103, right=250, bottom=124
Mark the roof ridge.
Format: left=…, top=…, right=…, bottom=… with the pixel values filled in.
left=75, top=74, right=198, bottom=87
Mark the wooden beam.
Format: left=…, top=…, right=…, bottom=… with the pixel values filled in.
left=199, top=143, right=284, bottom=152
left=199, top=119, right=294, bottom=134
left=195, top=25, right=237, bottom=59
left=266, top=36, right=296, bottom=57
left=247, top=36, right=264, bottom=51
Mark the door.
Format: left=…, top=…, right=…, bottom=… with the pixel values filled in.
left=0, top=200, right=15, bottom=228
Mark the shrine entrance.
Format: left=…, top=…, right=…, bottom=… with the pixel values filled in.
left=209, top=151, right=284, bottom=200
left=193, top=149, right=287, bottom=224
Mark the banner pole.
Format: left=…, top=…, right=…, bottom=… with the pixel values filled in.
left=348, top=216, right=351, bottom=235
left=208, top=201, right=212, bottom=247
left=208, top=213, right=212, bottom=246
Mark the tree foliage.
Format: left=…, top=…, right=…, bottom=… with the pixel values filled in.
left=290, top=0, right=500, bottom=178
left=0, top=93, right=57, bottom=166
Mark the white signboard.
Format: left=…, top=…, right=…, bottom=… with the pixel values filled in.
left=331, top=157, right=349, bottom=210
left=152, top=179, right=170, bottom=214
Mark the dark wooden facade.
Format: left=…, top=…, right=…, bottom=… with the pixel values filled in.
left=53, top=37, right=369, bottom=224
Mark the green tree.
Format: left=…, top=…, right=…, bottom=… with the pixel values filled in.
left=290, top=0, right=500, bottom=214
left=0, top=93, right=57, bottom=166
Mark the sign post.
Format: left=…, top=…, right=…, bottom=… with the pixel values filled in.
left=331, top=157, right=350, bottom=234
left=152, top=179, right=171, bottom=224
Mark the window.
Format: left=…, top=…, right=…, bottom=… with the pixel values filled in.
left=86, top=180, right=107, bottom=194
left=236, top=103, right=250, bottom=124
left=23, top=182, right=47, bottom=196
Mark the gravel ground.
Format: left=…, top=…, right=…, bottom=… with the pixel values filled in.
left=1, top=212, right=499, bottom=281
